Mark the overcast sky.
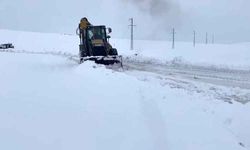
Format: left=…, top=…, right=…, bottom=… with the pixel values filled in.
left=0, top=0, right=250, bottom=43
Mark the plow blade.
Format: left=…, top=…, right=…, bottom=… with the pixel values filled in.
left=80, top=55, right=123, bottom=66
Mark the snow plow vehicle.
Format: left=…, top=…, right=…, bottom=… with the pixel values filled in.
left=76, top=18, right=122, bottom=66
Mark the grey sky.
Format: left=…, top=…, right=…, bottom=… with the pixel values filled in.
left=0, top=0, right=249, bottom=43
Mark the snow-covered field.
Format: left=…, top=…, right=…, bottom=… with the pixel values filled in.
left=1, top=29, right=250, bottom=70
left=0, top=29, right=250, bottom=150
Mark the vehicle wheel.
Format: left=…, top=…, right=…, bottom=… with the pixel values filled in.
left=109, top=48, right=118, bottom=55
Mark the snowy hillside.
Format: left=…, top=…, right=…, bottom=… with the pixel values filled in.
left=0, top=30, right=250, bottom=150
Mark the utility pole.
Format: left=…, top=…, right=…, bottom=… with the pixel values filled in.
left=193, top=30, right=196, bottom=47
left=212, top=34, right=214, bottom=44
left=129, top=18, right=136, bottom=50
left=206, top=32, right=208, bottom=44
left=172, top=28, right=175, bottom=49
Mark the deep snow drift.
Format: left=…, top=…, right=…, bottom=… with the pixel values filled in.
left=0, top=29, right=250, bottom=150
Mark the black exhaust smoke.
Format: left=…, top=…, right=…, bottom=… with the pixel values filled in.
left=121, top=0, right=181, bottom=40
left=122, top=0, right=175, bottom=17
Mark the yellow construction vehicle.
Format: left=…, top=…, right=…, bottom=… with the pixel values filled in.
left=76, top=18, right=122, bottom=65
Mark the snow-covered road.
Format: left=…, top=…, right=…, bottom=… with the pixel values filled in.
left=2, top=49, right=250, bottom=91
left=122, top=57, right=250, bottom=104
left=123, top=61, right=250, bottom=90
left=1, top=49, right=249, bottom=104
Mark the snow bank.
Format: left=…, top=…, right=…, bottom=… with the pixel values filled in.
left=0, top=29, right=78, bottom=53
left=112, top=39, right=250, bottom=70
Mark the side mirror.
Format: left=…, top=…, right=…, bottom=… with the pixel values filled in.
left=107, top=35, right=111, bottom=39
left=107, top=28, right=112, bottom=34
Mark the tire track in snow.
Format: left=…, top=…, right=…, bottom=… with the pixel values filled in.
left=122, top=59, right=250, bottom=104
left=138, top=89, right=168, bottom=150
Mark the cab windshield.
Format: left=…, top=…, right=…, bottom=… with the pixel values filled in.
left=87, top=27, right=106, bottom=40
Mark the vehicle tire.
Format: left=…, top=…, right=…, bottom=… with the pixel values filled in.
left=109, top=48, right=118, bottom=56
